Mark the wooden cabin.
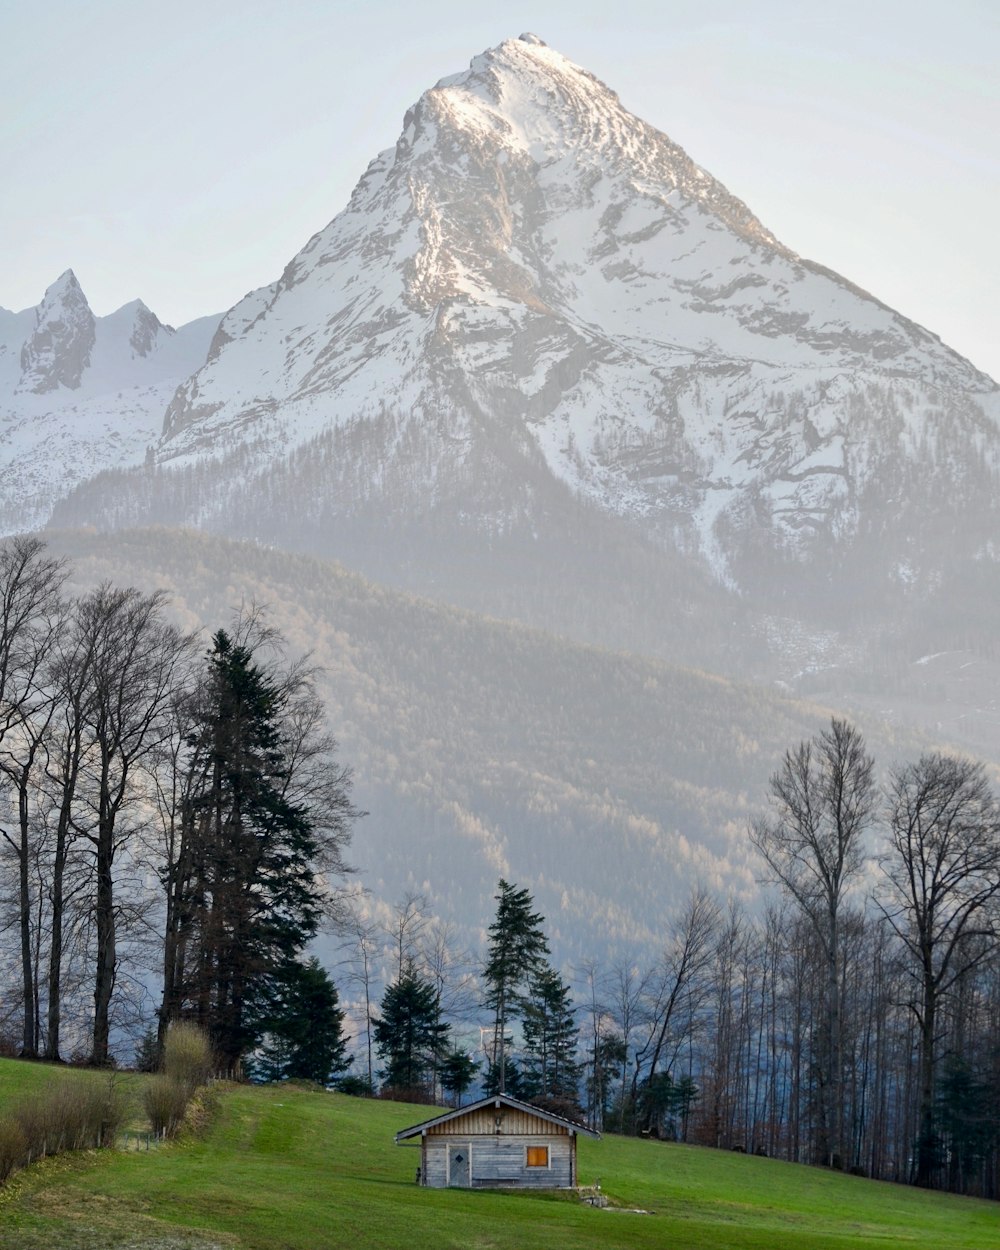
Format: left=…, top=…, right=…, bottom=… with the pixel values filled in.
left=395, top=1093, right=600, bottom=1189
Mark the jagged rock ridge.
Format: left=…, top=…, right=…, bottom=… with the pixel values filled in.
left=0, top=273, right=219, bottom=530
left=18, top=270, right=97, bottom=393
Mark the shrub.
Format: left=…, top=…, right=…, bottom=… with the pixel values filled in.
left=91, top=1077, right=129, bottom=1147
left=144, top=1074, right=191, bottom=1138
left=378, top=1084, right=437, bottom=1105
left=0, top=1073, right=130, bottom=1187
left=140, top=1023, right=215, bottom=1142
left=14, top=1075, right=129, bottom=1159
left=0, top=1119, right=26, bottom=1181
left=337, top=1074, right=374, bottom=1097
left=162, top=1023, right=214, bottom=1092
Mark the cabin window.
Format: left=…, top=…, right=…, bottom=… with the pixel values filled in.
left=526, top=1146, right=549, bottom=1168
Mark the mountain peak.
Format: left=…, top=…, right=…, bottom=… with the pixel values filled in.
left=113, top=297, right=150, bottom=314
left=153, top=34, right=998, bottom=605
left=105, top=298, right=170, bottom=357
left=19, top=269, right=96, bottom=393
left=415, top=35, right=786, bottom=266
left=50, top=267, right=80, bottom=289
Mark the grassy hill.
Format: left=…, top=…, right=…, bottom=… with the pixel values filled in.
left=2, top=1060, right=998, bottom=1250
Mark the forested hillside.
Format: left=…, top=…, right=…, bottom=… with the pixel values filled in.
left=46, top=526, right=919, bottom=958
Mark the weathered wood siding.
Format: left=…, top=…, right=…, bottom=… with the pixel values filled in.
left=469, top=1135, right=573, bottom=1188
left=421, top=1133, right=574, bottom=1188
left=427, top=1106, right=568, bottom=1137
left=423, top=1138, right=449, bottom=1187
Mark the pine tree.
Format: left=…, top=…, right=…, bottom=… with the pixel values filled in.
left=482, top=879, right=549, bottom=1094
left=482, top=1056, right=525, bottom=1099
left=638, top=1071, right=699, bottom=1140
left=439, top=1048, right=480, bottom=1108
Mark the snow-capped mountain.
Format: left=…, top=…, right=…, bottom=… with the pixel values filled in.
left=34, top=36, right=1000, bottom=655
left=0, top=272, right=218, bottom=530
left=114, top=35, right=996, bottom=597
left=17, top=270, right=96, bottom=394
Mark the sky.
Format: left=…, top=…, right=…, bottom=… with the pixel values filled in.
left=3, top=0, right=998, bottom=378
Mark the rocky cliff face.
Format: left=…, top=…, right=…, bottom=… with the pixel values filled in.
left=18, top=270, right=97, bottom=394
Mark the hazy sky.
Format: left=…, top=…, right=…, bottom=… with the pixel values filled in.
left=3, top=0, right=997, bottom=378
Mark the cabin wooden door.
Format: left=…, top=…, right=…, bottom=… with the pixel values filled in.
left=448, top=1144, right=470, bottom=1187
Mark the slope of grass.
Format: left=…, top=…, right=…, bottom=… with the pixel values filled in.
left=0, top=1057, right=146, bottom=1121
left=2, top=1063, right=999, bottom=1250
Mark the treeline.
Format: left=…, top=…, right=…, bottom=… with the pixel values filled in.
left=0, top=536, right=358, bottom=1073
left=357, top=720, right=1000, bottom=1203
left=604, top=717, right=1000, bottom=1199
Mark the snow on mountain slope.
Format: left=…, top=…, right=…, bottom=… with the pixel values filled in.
left=0, top=272, right=218, bottom=530
left=143, top=33, right=997, bottom=594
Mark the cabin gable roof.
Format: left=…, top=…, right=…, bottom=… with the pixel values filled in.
left=395, top=1094, right=600, bottom=1142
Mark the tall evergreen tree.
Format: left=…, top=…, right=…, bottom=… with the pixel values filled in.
left=439, top=1048, right=480, bottom=1108
left=482, top=879, right=549, bottom=1094
left=520, top=964, right=582, bottom=1114
left=160, top=622, right=356, bottom=1074
left=248, top=957, right=350, bottom=1085
left=372, top=961, right=449, bottom=1096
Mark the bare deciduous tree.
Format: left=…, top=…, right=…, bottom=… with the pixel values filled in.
left=631, top=885, right=719, bottom=1134
left=750, top=717, right=874, bottom=1167
left=879, top=752, right=1000, bottom=1187
left=341, top=905, right=379, bottom=1092
left=0, top=537, right=66, bottom=1056
left=388, top=891, right=429, bottom=985
left=66, top=585, right=194, bottom=1065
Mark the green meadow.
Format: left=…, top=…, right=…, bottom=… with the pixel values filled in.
left=1, top=1059, right=999, bottom=1249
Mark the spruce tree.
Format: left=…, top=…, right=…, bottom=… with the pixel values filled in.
left=160, top=624, right=354, bottom=1074
left=249, top=958, right=350, bottom=1085
left=482, top=879, right=549, bottom=1094
left=373, top=962, right=449, bottom=1097
left=440, top=1048, right=480, bottom=1108
left=521, top=964, right=582, bottom=1115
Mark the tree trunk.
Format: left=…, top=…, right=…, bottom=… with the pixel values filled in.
left=17, top=782, right=36, bottom=1057
left=827, top=905, right=843, bottom=1168
left=915, top=985, right=937, bottom=1187
left=91, top=807, right=116, bottom=1066
left=44, top=734, right=82, bottom=1063
left=44, top=816, right=67, bottom=1062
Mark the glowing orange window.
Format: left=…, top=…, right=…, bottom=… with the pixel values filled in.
left=526, top=1146, right=549, bottom=1167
